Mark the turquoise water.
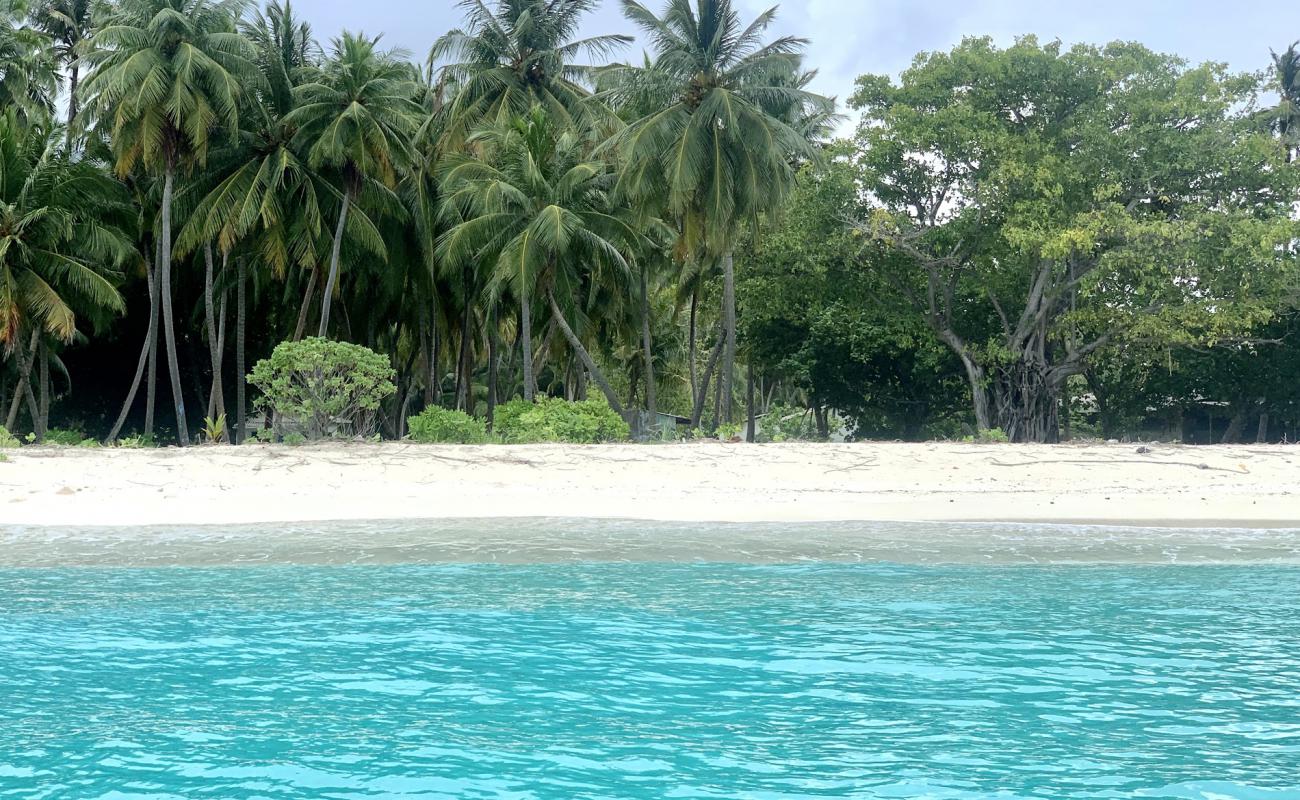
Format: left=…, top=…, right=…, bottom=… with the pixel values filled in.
left=2, top=561, right=1299, bottom=799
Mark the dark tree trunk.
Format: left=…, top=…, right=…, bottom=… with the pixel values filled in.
left=37, top=338, right=49, bottom=439
left=318, top=191, right=351, bottom=338
left=687, top=286, right=698, bottom=405
left=5, top=329, right=39, bottom=432
left=1221, top=402, right=1247, bottom=444
left=159, top=165, right=190, bottom=445
left=144, top=238, right=161, bottom=439
left=64, top=63, right=78, bottom=149
left=455, top=267, right=472, bottom=412
left=1257, top=408, right=1270, bottom=443
left=546, top=288, right=623, bottom=416
left=235, top=258, right=247, bottom=444
left=990, top=357, right=1062, bottom=443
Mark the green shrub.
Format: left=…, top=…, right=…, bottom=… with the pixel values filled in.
left=494, top=396, right=629, bottom=444
left=962, top=427, right=1010, bottom=443
left=758, top=404, right=818, bottom=442
left=0, top=425, right=18, bottom=448
left=407, top=406, right=490, bottom=444
left=112, top=433, right=155, bottom=448
left=248, top=337, right=396, bottom=440
left=44, top=428, right=97, bottom=447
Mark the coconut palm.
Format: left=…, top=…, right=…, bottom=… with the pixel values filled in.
left=0, top=0, right=57, bottom=122
left=605, top=0, right=830, bottom=422
left=29, top=0, right=99, bottom=138
left=0, top=109, right=131, bottom=435
left=437, top=107, right=639, bottom=413
left=285, top=31, right=420, bottom=337
left=430, top=0, right=629, bottom=142
left=1268, top=42, right=1300, bottom=163
left=79, top=0, right=259, bottom=444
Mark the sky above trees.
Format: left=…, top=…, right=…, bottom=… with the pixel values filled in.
left=297, top=0, right=1286, bottom=130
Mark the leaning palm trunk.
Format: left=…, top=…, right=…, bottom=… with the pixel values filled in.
left=546, top=288, right=623, bottom=416
left=293, top=266, right=318, bottom=342
left=143, top=240, right=161, bottom=439
left=159, top=167, right=189, bottom=445
left=5, top=329, right=40, bottom=432
left=37, top=338, right=49, bottom=439
left=720, top=250, right=737, bottom=424
left=691, top=323, right=725, bottom=429
left=106, top=251, right=162, bottom=442
left=687, top=287, right=698, bottom=404
left=640, top=264, right=656, bottom=416
left=317, top=192, right=351, bottom=337
left=203, top=245, right=227, bottom=438
left=235, top=257, right=247, bottom=444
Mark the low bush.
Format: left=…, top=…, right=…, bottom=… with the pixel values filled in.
left=494, top=396, right=629, bottom=444
left=248, top=337, right=396, bottom=440
left=407, top=406, right=490, bottom=444
left=758, top=404, right=818, bottom=442
left=44, top=428, right=98, bottom=447
left=0, top=425, right=18, bottom=448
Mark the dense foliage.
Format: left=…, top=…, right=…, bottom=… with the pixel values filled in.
left=0, top=1, right=1296, bottom=447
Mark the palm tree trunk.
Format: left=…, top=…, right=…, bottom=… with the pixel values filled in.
left=144, top=238, right=161, bottom=439
left=293, top=266, right=318, bottom=341
left=546, top=288, right=623, bottom=416
left=640, top=263, right=656, bottom=416
left=455, top=266, right=472, bottom=411
left=687, top=286, right=698, bottom=404
left=203, top=244, right=227, bottom=438
left=318, top=191, right=351, bottom=338
left=107, top=257, right=156, bottom=442
left=691, top=324, right=725, bottom=428
left=487, top=305, right=498, bottom=429
left=520, top=286, right=534, bottom=402
left=159, top=165, right=189, bottom=445
left=720, top=250, right=737, bottom=424
left=5, top=329, right=39, bottom=432
left=746, top=361, right=756, bottom=442
left=235, top=257, right=247, bottom=444
left=37, top=338, right=49, bottom=439
left=64, top=63, right=78, bottom=149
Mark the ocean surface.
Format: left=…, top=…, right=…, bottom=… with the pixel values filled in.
left=2, top=521, right=1299, bottom=799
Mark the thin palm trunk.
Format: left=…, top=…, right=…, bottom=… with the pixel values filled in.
left=160, top=166, right=189, bottom=445
left=37, top=338, right=49, bottom=439
left=720, top=250, right=737, bottom=424
left=293, top=266, right=318, bottom=341
left=64, top=63, right=78, bottom=149
left=687, top=286, right=698, bottom=403
left=455, top=266, right=472, bottom=411
left=487, top=304, right=498, bottom=429
left=691, top=323, right=725, bottom=429
left=546, top=287, right=623, bottom=416
left=640, top=264, right=656, bottom=416
left=745, top=361, right=756, bottom=442
left=318, top=191, right=351, bottom=338
left=520, top=286, right=534, bottom=401
left=4, top=329, right=39, bottom=431
left=203, top=244, right=227, bottom=437
left=143, top=237, right=161, bottom=439
left=235, top=257, right=247, bottom=444
left=107, top=257, right=156, bottom=441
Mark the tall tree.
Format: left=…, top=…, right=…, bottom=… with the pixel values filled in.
left=438, top=107, right=640, bottom=414
left=80, top=0, right=259, bottom=444
left=0, top=109, right=131, bottom=435
left=285, top=31, right=419, bottom=338
left=852, top=37, right=1300, bottom=441
left=430, top=0, right=629, bottom=142
left=29, top=0, right=97, bottom=139
left=1266, top=42, right=1300, bottom=163
left=607, top=0, right=829, bottom=423
left=0, top=0, right=56, bottom=121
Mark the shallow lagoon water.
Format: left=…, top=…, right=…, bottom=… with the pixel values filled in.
left=2, top=521, right=1299, bottom=799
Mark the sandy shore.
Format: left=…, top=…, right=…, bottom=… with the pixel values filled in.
left=1, top=441, right=1296, bottom=528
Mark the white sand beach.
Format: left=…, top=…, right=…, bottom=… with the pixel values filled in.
left=1, top=441, right=1296, bottom=528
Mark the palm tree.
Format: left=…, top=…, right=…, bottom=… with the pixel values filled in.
left=430, top=0, right=629, bottom=142
left=606, top=0, right=829, bottom=422
left=0, top=0, right=57, bottom=122
left=79, top=0, right=259, bottom=444
left=437, top=107, right=638, bottom=413
left=1268, top=42, right=1300, bottom=163
left=285, top=31, right=420, bottom=337
left=176, top=0, right=326, bottom=441
left=0, top=109, right=131, bottom=435
left=29, top=0, right=98, bottom=139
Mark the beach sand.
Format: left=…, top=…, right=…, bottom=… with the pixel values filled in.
left=1, top=441, right=1296, bottom=528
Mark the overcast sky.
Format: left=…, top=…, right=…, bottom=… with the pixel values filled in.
left=297, top=0, right=1289, bottom=124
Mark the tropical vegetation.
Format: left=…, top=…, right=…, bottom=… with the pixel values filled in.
left=0, top=0, right=1297, bottom=447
